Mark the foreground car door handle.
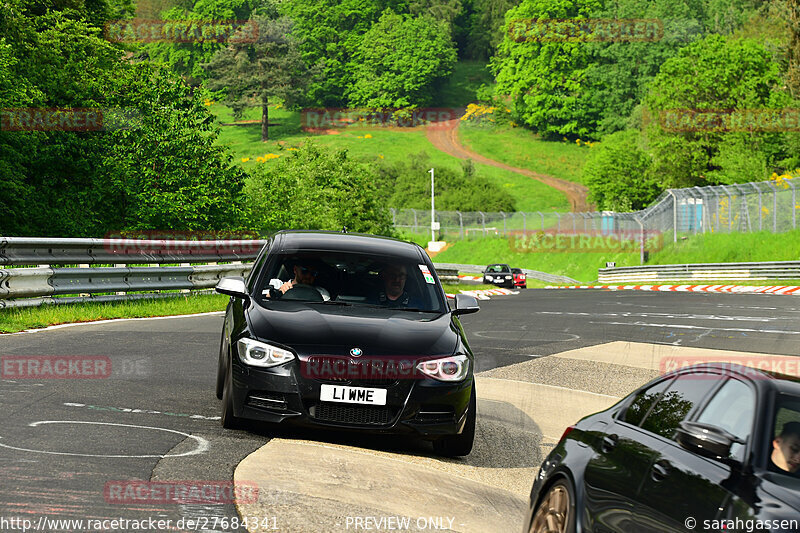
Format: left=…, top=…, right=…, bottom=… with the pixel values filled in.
left=601, top=434, right=618, bottom=453
left=651, top=461, right=669, bottom=482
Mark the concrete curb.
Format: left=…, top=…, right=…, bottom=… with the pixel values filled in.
left=546, top=284, right=800, bottom=295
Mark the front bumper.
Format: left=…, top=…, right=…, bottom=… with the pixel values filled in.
left=229, top=356, right=473, bottom=438
left=484, top=276, right=514, bottom=287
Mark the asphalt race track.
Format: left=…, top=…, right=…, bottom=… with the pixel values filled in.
left=1, top=290, right=799, bottom=532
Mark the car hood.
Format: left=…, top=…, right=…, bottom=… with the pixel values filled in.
left=246, top=302, right=459, bottom=356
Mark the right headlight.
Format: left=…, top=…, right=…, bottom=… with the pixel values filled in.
left=237, top=338, right=295, bottom=368
left=416, top=354, right=470, bottom=382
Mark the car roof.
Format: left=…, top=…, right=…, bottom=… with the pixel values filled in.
left=273, top=230, right=426, bottom=261
left=487, top=263, right=510, bottom=268
left=675, top=362, right=800, bottom=395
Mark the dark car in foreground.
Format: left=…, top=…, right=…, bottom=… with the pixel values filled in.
left=511, top=268, right=527, bottom=289
left=483, top=263, right=514, bottom=287
left=214, top=230, right=480, bottom=456
left=524, top=363, right=800, bottom=532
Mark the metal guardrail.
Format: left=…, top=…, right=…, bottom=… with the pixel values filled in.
left=598, top=261, right=800, bottom=283
left=0, top=237, right=263, bottom=309
left=0, top=237, right=265, bottom=265
left=435, top=263, right=579, bottom=285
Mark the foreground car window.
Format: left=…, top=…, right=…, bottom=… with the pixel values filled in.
left=771, top=394, right=800, bottom=483
left=622, top=377, right=673, bottom=426
left=256, top=251, right=447, bottom=313
left=640, top=373, right=720, bottom=439
left=695, top=378, right=755, bottom=461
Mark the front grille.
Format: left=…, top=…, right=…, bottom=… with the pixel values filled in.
left=310, top=402, right=394, bottom=425
left=246, top=391, right=288, bottom=411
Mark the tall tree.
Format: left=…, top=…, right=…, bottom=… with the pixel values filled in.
left=491, top=0, right=603, bottom=139
left=347, top=11, right=458, bottom=108
left=203, top=15, right=316, bottom=141
left=644, top=34, right=790, bottom=187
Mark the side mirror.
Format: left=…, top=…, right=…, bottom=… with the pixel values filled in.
left=676, top=421, right=745, bottom=464
left=452, top=293, right=479, bottom=315
left=215, top=277, right=249, bottom=302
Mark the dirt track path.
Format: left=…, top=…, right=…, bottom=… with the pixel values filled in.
left=426, top=119, right=591, bottom=212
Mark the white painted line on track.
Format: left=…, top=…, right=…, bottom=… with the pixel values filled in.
left=0, top=421, right=209, bottom=458
left=592, top=321, right=800, bottom=335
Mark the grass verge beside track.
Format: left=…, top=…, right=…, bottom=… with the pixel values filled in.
left=0, top=294, right=229, bottom=333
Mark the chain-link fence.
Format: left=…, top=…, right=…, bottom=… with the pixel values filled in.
left=391, top=177, right=800, bottom=251
left=391, top=177, right=800, bottom=262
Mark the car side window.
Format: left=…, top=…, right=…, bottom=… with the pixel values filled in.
left=622, top=377, right=673, bottom=426
left=640, top=373, right=721, bottom=439
left=694, top=378, right=755, bottom=461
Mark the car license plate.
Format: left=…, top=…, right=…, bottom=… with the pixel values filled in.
left=320, top=384, right=387, bottom=406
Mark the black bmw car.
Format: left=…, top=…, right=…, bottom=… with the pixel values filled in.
left=214, top=230, right=480, bottom=456
left=483, top=263, right=514, bottom=288
left=524, top=363, right=800, bottom=532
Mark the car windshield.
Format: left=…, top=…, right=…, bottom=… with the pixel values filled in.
left=512, top=268, right=523, bottom=274
left=486, top=265, right=509, bottom=273
left=256, top=250, right=447, bottom=313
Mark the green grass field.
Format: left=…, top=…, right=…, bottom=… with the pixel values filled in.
left=434, top=229, right=800, bottom=283
left=458, top=122, right=592, bottom=184
left=0, top=294, right=229, bottom=333
left=212, top=104, right=569, bottom=212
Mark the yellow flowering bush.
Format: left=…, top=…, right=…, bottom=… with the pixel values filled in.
left=460, top=103, right=496, bottom=121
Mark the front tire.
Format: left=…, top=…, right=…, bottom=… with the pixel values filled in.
left=433, top=385, right=476, bottom=457
left=215, top=336, right=226, bottom=400
left=220, top=362, right=242, bottom=430
left=528, top=479, right=576, bottom=533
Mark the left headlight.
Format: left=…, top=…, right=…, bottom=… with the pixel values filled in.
left=237, top=338, right=295, bottom=368
left=416, top=354, right=470, bottom=382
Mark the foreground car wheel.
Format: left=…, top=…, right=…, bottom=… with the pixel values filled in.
left=529, top=479, right=575, bottom=533
left=220, top=363, right=242, bottom=429
left=215, top=335, right=226, bottom=400
left=433, top=385, right=476, bottom=457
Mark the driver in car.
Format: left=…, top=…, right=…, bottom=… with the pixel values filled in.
left=770, top=421, right=800, bottom=477
left=276, top=259, right=331, bottom=301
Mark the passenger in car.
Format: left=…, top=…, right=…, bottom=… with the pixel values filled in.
left=770, top=421, right=800, bottom=477
left=374, top=263, right=420, bottom=308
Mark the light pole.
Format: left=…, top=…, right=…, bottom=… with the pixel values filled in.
left=429, top=168, right=436, bottom=242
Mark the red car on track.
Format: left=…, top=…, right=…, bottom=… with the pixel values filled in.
left=511, top=268, right=527, bottom=289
